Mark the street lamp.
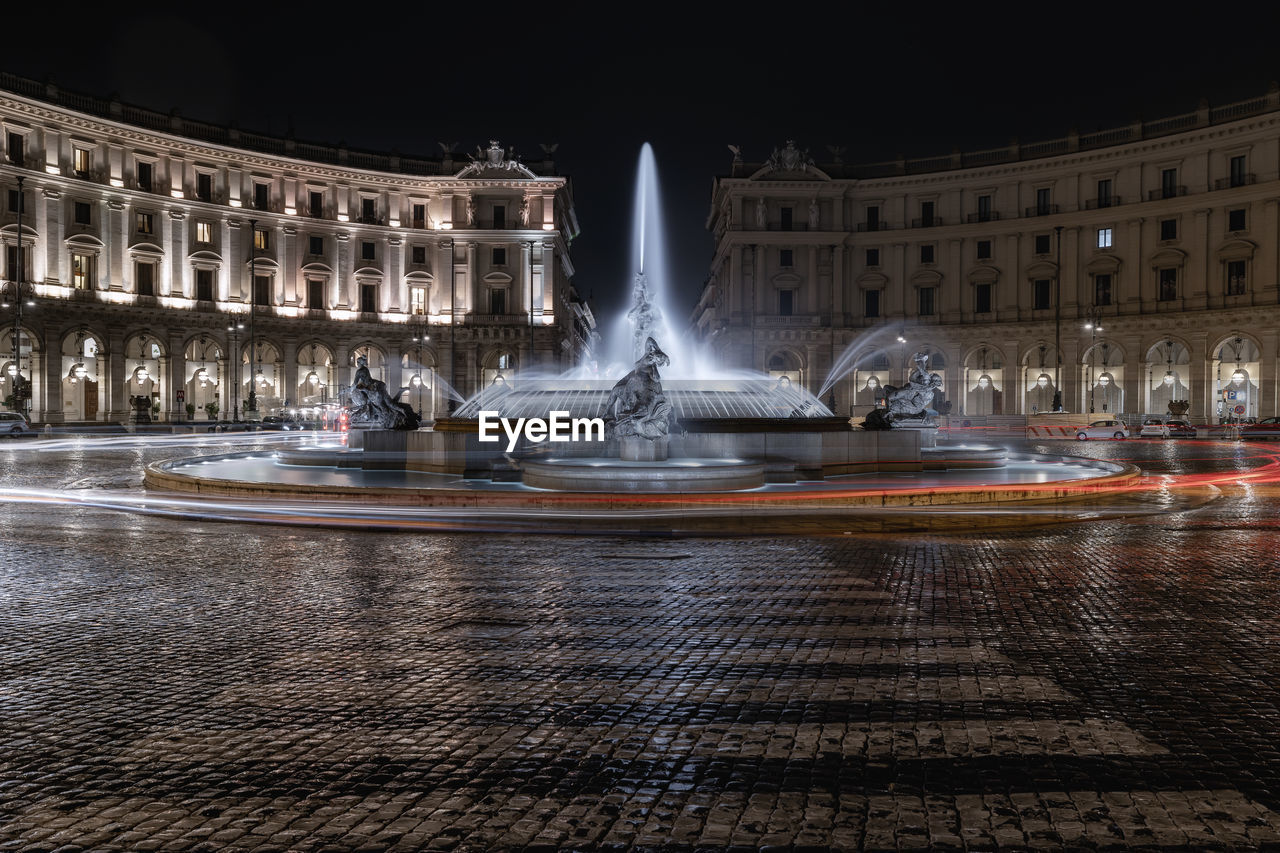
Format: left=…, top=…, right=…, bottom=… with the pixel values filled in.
left=410, top=321, right=430, bottom=419
left=246, top=218, right=259, bottom=417
left=226, top=320, right=244, bottom=420
left=6, top=175, right=32, bottom=415
left=897, top=334, right=907, bottom=383
left=1084, top=308, right=1103, bottom=413
left=1052, top=224, right=1063, bottom=412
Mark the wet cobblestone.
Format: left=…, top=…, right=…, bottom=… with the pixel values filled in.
left=2, top=438, right=1280, bottom=849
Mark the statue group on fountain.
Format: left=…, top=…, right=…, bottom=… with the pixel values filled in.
left=346, top=355, right=421, bottom=431
left=863, top=352, right=944, bottom=430
left=604, top=336, right=673, bottom=441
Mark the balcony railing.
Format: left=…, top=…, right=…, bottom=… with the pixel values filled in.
left=855, top=222, right=891, bottom=232
left=1084, top=196, right=1122, bottom=210
left=1214, top=174, right=1257, bottom=190
left=910, top=216, right=943, bottom=228
left=966, top=211, right=1001, bottom=223
left=1024, top=204, right=1060, bottom=217
left=1148, top=186, right=1188, bottom=201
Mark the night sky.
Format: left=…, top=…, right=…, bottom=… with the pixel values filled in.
left=5, top=7, right=1279, bottom=327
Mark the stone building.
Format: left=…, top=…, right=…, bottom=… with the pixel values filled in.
left=694, top=88, right=1280, bottom=422
left=0, top=74, right=591, bottom=423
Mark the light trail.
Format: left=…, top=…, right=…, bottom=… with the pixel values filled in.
left=0, top=431, right=334, bottom=453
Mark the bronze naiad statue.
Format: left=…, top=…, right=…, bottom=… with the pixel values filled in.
left=604, top=336, right=673, bottom=440
left=347, top=355, right=420, bottom=430
left=863, top=352, right=944, bottom=430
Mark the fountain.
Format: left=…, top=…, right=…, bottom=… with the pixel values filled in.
left=143, top=144, right=1143, bottom=529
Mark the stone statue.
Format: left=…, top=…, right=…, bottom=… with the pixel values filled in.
left=626, top=273, right=663, bottom=363
left=604, top=336, right=673, bottom=441
left=808, top=198, right=819, bottom=229
left=862, top=352, right=944, bottom=430
left=519, top=198, right=530, bottom=227
left=755, top=198, right=766, bottom=229
left=347, top=356, right=420, bottom=430
left=465, top=197, right=475, bottom=226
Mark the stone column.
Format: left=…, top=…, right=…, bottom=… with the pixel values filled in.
left=335, top=233, right=351, bottom=308
left=1188, top=333, right=1209, bottom=423
left=1259, top=328, right=1278, bottom=418
left=282, top=338, right=299, bottom=409
left=106, top=334, right=127, bottom=421
left=42, top=340, right=63, bottom=423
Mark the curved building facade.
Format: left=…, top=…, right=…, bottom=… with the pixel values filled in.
left=0, top=75, right=593, bottom=423
left=694, top=88, right=1280, bottom=423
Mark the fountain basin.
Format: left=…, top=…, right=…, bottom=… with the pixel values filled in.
left=522, top=457, right=765, bottom=492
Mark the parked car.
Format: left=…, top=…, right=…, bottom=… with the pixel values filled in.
left=1166, top=418, right=1197, bottom=438
left=1241, top=416, right=1280, bottom=439
left=0, top=412, right=29, bottom=435
left=259, top=415, right=302, bottom=431
left=1076, top=419, right=1129, bottom=440
left=1139, top=417, right=1170, bottom=438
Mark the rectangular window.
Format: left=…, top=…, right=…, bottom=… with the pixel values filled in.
left=780, top=206, right=793, bottom=231
left=136, top=161, right=152, bottom=192
left=73, top=147, right=91, bottom=176
left=780, top=249, right=793, bottom=267
left=360, top=282, right=377, bottom=313
left=1160, top=218, right=1177, bottom=241
left=412, top=245, right=427, bottom=265
left=196, top=268, right=214, bottom=301
left=918, top=286, right=935, bottom=316
left=136, top=263, right=155, bottom=297
left=197, top=172, right=213, bottom=202
left=1227, top=260, right=1246, bottom=295
left=865, top=205, right=880, bottom=230
left=254, top=275, right=271, bottom=306
left=7, top=132, right=23, bottom=165
left=489, top=288, right=506, bottom=314
left=920, top=244, right=934, bottom=264
left=361, top=241, right=375, bottom=261
left=920, top=201, right=935, bottom=227
left=1229, top=208, right=1247, bottom=231
left=194, top=221, right=212, bottom=244
left=308, top=279, right=325, bottom=309
left=493, top=204, right=506, bottom=229
left=976, top=240, right=991, bottom=260
left=72, top=253, right=92, bottom=289
left=1097, top=227, right=1112, bottom=249
left=864, top=289, right=880, bottom=318
left=1230, top=155, right=1247, bottom=187
left=410, top=286, right=427, bottom=315
left=411, top=203, right=426, bottom=228
left=1161, top=168, right=1177, bottom=199
left=308, top=235, right=323, bottom=255
left=1158, top=268, right=1177, bottom=301
left=1095, top=274, right=1112, bottom=306
left=779, top=289, right=794, bottom=316
left=975, top=282, right=992, bottom=314
left=1036, top=187, right=1051, bottom=215
left=1097, top=179, right=1112, bottom=207
left=977, top=195, right=991, bottom=221
left=4, top=245, right=15, bottom=279
left=865, top=248, right=880, bottom=267
left=309, top=191, right=323, bottom=218
left=362, top=197, right=376, bottom=221
left=74, top=201, right=91, bottom=225
left=254, top=182, right=269, bottom=211
left=1033, top=279, right=1051, bottom=310
left=254, top=228, right=269, bottom=251
left=491, top=247, right=506, bottom=266
left=1034, top=234, right=1051, bottom=254
left=7, top=189, right=23, bottom=213
left=136, top=212, right=153, bottom=235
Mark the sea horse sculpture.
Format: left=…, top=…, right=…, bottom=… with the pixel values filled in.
left=604, top=336, right=673, bottom=440
left=347, top=355, right=421, bottom=430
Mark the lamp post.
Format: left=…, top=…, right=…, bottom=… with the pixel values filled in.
left=6, top=175, right=32, bottom=415
left=411, top=321, right=429, bottom=419
left=1052, top=224, right=1063, bottom=412
left=226, top=320, right=244, bottom=421
left=246, top=218, right=258, bottom=418
left=897, top=333, right=907, bottom=383
left=1084, top=308, right=1103, bottom=413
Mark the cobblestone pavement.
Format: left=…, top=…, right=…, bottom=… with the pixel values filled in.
left=3, top=437, right=1280, bottom=850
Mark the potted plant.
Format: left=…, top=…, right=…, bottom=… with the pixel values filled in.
left=185, top=402, right=196, bottom=421
left=204, top=402, right=219, bottom=421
